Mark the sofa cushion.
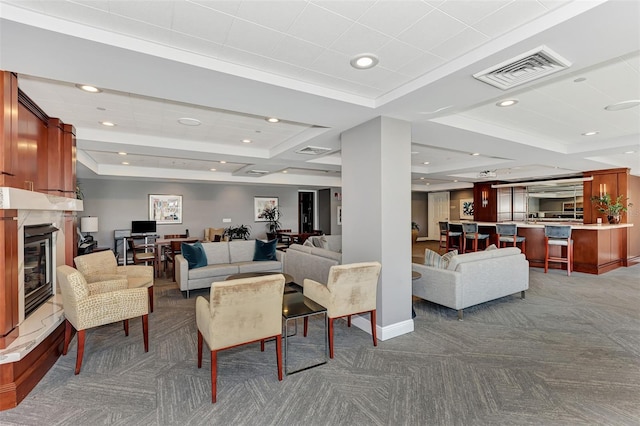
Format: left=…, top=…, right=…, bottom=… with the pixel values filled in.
left=254, top=239, right=277, bottom=261
left=309, top=247, right=342, bottom=262
left=237, top=261, right=282, bottom=273
left=312, top=236, right=329, bottom=249
left=188, top=263, right=239, bottom=280
left=229, top=240, right=255, bottom=263
left=182, top=242, right=208, bottom=269
left=424, top=249, right=457, bottom=269
left=303, top=239, right=315, bottom=248
left=202, top=242, right=230, bottom=265
left=485, top=244, right=497, bottom=251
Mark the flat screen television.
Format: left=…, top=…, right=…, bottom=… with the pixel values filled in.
left=131, top=220, right=156, bottom=234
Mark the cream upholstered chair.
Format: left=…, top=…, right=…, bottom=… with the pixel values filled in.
left=56, top=265, right=149, bottom=374
left=303, top=262, right=382, bottom=359
left=74, top=250, right=155, bottom=312
left=196, top=274, right=285, bottom=403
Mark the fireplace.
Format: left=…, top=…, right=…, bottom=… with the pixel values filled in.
left=23, top=224, right=58, bottom=317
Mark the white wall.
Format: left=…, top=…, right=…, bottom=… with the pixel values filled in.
left=79, top=178, right=303, bottom=248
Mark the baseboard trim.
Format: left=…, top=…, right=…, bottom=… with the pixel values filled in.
left=351, top=315, right=414, bottom=341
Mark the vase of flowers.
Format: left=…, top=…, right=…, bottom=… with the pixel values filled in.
left=590, top=193, right=633, bottom=224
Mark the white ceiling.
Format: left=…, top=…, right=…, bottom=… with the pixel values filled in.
left=0, top=0, right=638, bottom=191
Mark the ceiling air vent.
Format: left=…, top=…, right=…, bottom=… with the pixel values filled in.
left=247, top=169, right=269, bottom=176
left=473, top=46, right=571, bottom=90
left=295, top=146, right=332, bottom=155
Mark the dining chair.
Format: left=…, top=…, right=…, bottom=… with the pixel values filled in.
left=196, top=274, right=285, bottom=403
left=162, top=234, right=187, bottom=276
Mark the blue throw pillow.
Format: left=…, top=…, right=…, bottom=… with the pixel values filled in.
left=181, top=241, right=207, bottom=269
left=254, top=239, right=277, bottom=261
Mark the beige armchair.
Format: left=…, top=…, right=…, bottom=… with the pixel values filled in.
left=56, top=265, right=149, bottom=374
left=74, top=250, right=155, bottom=312
left=303, top=262, right=382, bottom=358
left=196, top=274, right=285, bottom=403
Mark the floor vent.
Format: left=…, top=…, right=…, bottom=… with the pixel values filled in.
left=295, top=146, right=332, bottom=155
left=473, top=45, right=571, bottom=90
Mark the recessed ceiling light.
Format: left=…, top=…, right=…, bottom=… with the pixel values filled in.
left=76, top=84, right=101, bottom=93
left=573, top=77, right=587, bottom=83
left=425, top=182, right=430, bottom=186
left=220, top=160, right=227, bottom=164
left=496, top=99, right=518, bottom=107
left=453, top=180, right=458, bottom=182
left=624, top=150, right=635, bottom=154
left=471, top=152, right=480, bottom=156
left=282, top=170, right=288, bottom=173
left=100, top=121, right=116, bottom=127
left=582, top=131, right=599, bottom=136
left=121, top=161, right=129, bottom=165
left=242, top=139, right=252, bottom=143
left=178, top=117, right=201, bottom=126
left=423, top=161, right=430, bottom=165
left=420, top=177, right=425, bottom=180
left=604, top=100, right=640, bottom=111
left=266, top=117, right=280, bottom=123
left=411, top=151, right=419, bottom=155
left=350, top=53, right=379, bottom=69
left=210, top=168, right=216, bottom=171
left=118, top=152, right=127, bottom=156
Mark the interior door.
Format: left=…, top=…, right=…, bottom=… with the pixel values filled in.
left=298, top=191, right=314, bottom=233
left=427, top=192, right=450, bottom=240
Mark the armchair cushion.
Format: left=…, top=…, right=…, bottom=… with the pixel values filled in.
left=253, top=239, right=278, bottom=261
left=182, top=241, right=208, bottom=269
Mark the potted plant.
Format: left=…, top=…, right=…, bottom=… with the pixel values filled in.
left=224, top=224, right=251, bottom=240
left=590, top=193, right=633, bottom=224
left=262, top=206, right=282, bottom=239
left=411, top=221, right=420, bottom=243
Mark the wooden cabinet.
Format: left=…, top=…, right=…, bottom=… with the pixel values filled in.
left=583, top=168, right=630, bottom=224
left=0, top=72, right=18, bottom=188
left=473, top=182, right=498, bottom=222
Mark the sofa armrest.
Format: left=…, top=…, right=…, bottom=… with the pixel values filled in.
left=175, top=254, right=188, bottom=291
left=411, top=263, right=463, bottom=310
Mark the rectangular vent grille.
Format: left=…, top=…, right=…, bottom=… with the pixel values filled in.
left=473, top=46, right=571, bottom=90
left=295, top=146, right=332, bottom=155
left=247, top=170, right=269, bottom=175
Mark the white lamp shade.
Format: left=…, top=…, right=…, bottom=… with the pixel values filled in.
left=81, top=216, right=99, bottom=233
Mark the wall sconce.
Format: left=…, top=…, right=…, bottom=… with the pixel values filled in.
left=599, top=183, right=607, bottom=197
left=481, top=190, right=489, bottom=207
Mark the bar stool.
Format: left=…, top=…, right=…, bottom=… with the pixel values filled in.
left=438, top=221, right=462, bottom=253
left=495, top=223, right=526, bottom=255
left=462, top=222, right=490, bottom=253
left=544, top=225, right=573, bottom=276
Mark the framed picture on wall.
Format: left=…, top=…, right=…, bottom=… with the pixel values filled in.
left=460, top=198, right=474, bottom=220
left=149, top=194, right=183, bottom=224
left=254, top=197, right=278, bottom=222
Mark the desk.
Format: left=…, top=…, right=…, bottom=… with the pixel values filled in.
left=282, top=291, right=327, bottom=375
left=153, top=237, right=198, bottom=277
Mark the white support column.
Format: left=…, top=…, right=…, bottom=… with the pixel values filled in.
left=341, top=116, right=413, bottom=340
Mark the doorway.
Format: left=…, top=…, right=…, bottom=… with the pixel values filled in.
left=298, top=191, right=315, bottom=233
left=427, top=192, right=450, bottom=240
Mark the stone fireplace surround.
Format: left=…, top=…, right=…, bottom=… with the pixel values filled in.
left=0, top=187, right=82, bottom=408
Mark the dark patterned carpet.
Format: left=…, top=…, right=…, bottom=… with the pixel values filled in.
left=1, top=255, right=638, bottom=425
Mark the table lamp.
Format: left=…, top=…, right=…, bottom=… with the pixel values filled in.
left=80, top=216, right=99, bottom=240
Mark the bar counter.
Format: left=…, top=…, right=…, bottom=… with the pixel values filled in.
left=451, top=221, right=633, bottom=275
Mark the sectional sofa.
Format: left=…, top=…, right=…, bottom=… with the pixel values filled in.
left=283, top=235, right=342, bottom=286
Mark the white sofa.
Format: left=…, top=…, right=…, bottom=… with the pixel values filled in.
left=175, top=240, right=283, bottom=297
left=412, top=247, right=529, bottom=320
left=284, top=235, right=342, bottom=286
